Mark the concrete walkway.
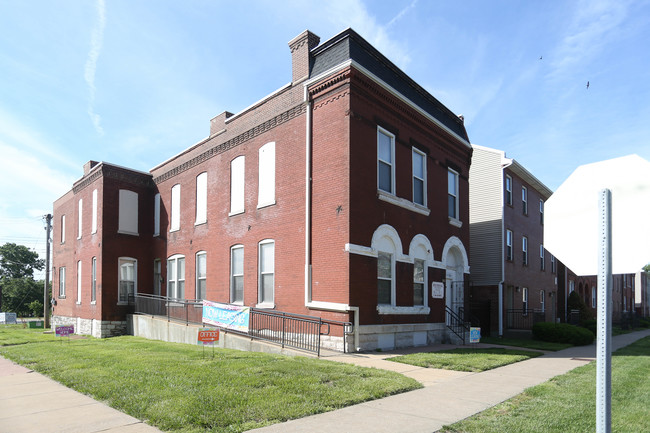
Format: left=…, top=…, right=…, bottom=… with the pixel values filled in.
left=250, top=329, right=650, bottom=433
left=1, top=329, right=648, bottom=433
left=0, top=358, right=163, bottom=433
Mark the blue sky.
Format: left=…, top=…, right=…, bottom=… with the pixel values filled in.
left=1, top=0, right=650, bottom=276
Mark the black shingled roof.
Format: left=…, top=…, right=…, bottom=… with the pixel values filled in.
left=310, top=28, right=469, bottom=143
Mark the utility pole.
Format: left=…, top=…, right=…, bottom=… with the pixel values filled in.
left=43, top=214, right=52, bottom=328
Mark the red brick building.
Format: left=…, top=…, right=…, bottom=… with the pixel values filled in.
left=469, top=145, right=558, bottom=336
left=52, top=29, right=472, bottom=350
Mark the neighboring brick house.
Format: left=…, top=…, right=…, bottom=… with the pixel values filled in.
left=565, top=270, right=637, bottom=324
left=635, top=270, right=649, bottom=317
left=468, top=145, right=558, bottom=336
left=52, top=28, right=472, bottom=350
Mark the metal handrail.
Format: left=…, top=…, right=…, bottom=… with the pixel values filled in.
left=445, top=306, right=470, bottom=344
left=132, top=294, right=351, bottom=355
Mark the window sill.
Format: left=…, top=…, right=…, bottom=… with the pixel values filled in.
left=195, top=220, right=207, bottom=226
left=91, top=301, right=96, bottom=305
left=377, top=190, right=430, bottom=216
left=377, top=305, right=431, bottom=315
left=76, top=302, right=81, bottom=305
left=255, top=302, right=275, bottom=309
left=257, top=200, right=276, bottom=210
left=229, top=209, right=245, bottom=217
left=448, top=217, right=462, bottom=228
left=169, top=229, right=180, bottom=233
left=118, top=230, right=139, bottom=236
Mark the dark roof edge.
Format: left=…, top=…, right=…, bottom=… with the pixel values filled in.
left=313, top=28, right=468, bottom=142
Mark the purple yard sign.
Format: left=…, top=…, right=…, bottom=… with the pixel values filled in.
left=55, top=325, right=74, bottom=337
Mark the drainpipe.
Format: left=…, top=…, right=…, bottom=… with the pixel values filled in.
left=303, top=84, right=360, bottom=352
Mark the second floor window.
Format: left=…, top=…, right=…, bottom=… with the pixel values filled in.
left=448, top=169, right=459, bottom=220
left=412, top=149, right=426, bottom=206
left=230, top=156, right=245, bottom=215
left=118, top=189, right=139, bottom=235
left=170, top=184, right=181, bottom=232
left=196, top=172, right=207, bottom=225
left=258, top=142, right=276, bottom=208
left=522, top=186, right=528, bottom=215
left=522, top=236, right=528, bottom=265
left=377, top=128, right=395, bottom=194
left=540, top=244, right=545, bottom=271
left=506, top=230, right=513, bottom=261
left=539, top=199, right=544, bottom=224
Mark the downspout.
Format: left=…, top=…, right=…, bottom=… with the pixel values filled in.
left=303, top=84, right=360, bottom=352
left=499, top=158, right=513, bottom=337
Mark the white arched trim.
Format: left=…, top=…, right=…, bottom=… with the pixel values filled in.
left=408, top=234, right=434, bottom=263
left=441, top=236, right=470, bottom=274
left=370, top=224, right=409, bottom=262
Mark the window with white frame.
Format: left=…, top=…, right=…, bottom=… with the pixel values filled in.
left=59, top=267, right=66, bottom=298
left=153, top=259, right=161, bottom=296
left=539, top=199, right=544, bottom=224
left=230, top=245, right=244, bottom=303
left=412, top=148, right=426, bottom=206
left=195, top=251, right=206, bottom=300
left=78, top=198, right=83, bottom=239
left=522, top=287, right=528, bottom=314
left=592, top=286, right=596, bottom=308
left=76, top=260, right=82, bottom=304
left=118, top=258, right=137, bottom=304
left=377, top=251, right=393, bottom=305
left=230, top=156, right=245, bottom=215
left=258, top=240, right=274, bottom=305
left=522, top=236, right=528, bottom=265
left=258, top=142, right=275, bottom=208
left=506, top=230, right=513, bottom=261
left=92, top=189, right=98, bottom=234
left=377, top=127, right=395, bottom=194
left=170, top=184, right=180, bottom=232
left=551, top=254, right=556, bottom=273
left=569, top=280, right=575, bottom=293
left=540, top=290, right=545, bottom=312
left=413, top=258, right=425, bottom=306
left=522, top=186, right=528, bottom=215
left=91, top=257, right=96, bottom=303
left=505, top=175, right=513, bottom=206
left=154, top=193, right=161, bottom=236
left=118, top=190, right=139, bottom=235
left=448, top=169, right=459, bottom=220
left=540, top=244, right=545, bottom=271
left=196, top=172, right=207, bottom=225
left=166, top=255, right=185, bottom=299
left=61, top=214, right=66, bottom=243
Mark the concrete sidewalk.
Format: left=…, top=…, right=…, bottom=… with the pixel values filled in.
left=250, top=329, right=650, bottom=433
left=1, top=329, right=648, bottom=433
left=0, top=358, right=162, bottom=433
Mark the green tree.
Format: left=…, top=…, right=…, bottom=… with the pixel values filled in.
left=0, top=243, right=45, bottom=314
left=643, top=263, right=650, bottom=272
left=1, top=278, right=43, bottom=316
left=0, top=243, right=44, bottom=279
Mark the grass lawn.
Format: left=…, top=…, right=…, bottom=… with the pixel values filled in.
left=480, top=336, right=572, bottom=352
left=0, top=326, right=420, bottom=433
left=441, top=336, right=650, bottom=433
left=388, top=347, right=543, bottom=372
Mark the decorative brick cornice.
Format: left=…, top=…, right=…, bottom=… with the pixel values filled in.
left=72, top=165, right=154, bottom=194
left=309, top=68, right=352, bottom=99
left=153, top=103, right=307, bottom=185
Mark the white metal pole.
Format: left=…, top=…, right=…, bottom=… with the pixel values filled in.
left=596, top=189, right=612, bottom=433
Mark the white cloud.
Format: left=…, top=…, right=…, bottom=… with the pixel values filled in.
left=84, top=0, right=106, bottom=135
left=547, top=0, right=629, bottom=83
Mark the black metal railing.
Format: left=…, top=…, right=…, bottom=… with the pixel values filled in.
left=445, top=306, right=470, bottom=344
left=133, top=294, right=351, bottom=356
left=506, top=309, right=545, bottom=330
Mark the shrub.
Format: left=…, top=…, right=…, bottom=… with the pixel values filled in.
left=533, top=322, right=594, bottom=346
left=639, top=318, right=650, bottom=328
left=567, top=291, right=593, bottom=325
left=582, top=319, right=597, bottom=335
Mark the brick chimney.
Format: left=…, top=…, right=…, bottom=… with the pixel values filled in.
left=210, top=111, right=233, bottom=136
left=83, top=160, right=99, bottom=175
left=288, top=30, right=320, bottom=84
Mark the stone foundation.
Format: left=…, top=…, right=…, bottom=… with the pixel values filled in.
left=354, top=322, right=451, bottom=351
left=51, top=315, right=127, bottom=338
